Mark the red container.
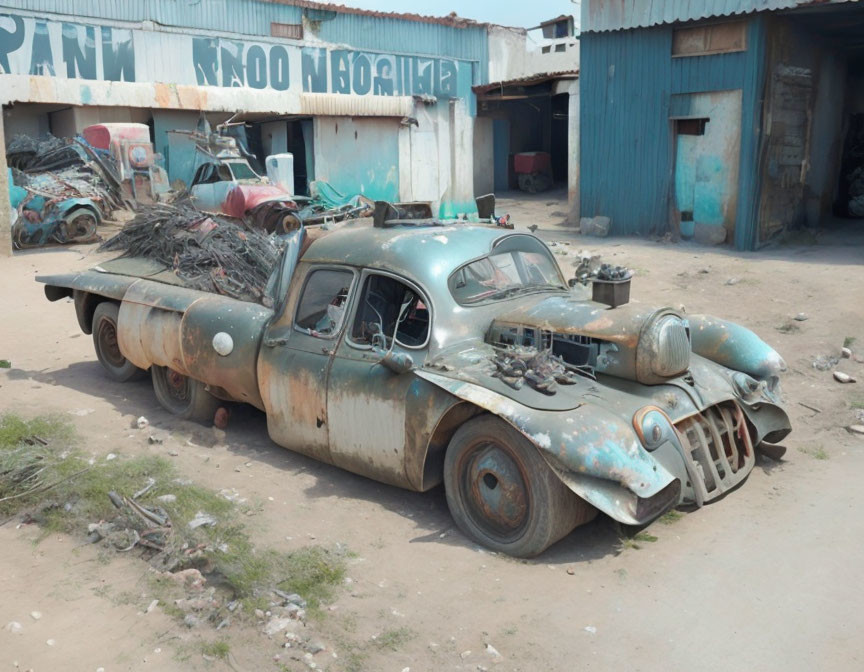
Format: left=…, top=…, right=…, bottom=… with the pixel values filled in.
left=513, top=151, right=551, bottom=175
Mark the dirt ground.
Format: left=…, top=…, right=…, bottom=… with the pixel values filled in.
left=2, top=196, right=864, bottom=671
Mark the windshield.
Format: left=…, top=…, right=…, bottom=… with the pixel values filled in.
left=448, top=235, right=567, bottom=305
left=227, top=161, right=259, bottom=181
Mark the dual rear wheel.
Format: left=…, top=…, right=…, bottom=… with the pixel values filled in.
left=92, top=302, right=218, bottom=422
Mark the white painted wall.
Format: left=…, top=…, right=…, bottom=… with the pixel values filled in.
left=487, top=25, right=579, bottom=83
left=473, top=116, right=494, bottom=197
left=487, top=27, right=528, bottom=83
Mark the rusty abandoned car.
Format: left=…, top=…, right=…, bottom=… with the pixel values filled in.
left=37, top=222, right=791, bottom=557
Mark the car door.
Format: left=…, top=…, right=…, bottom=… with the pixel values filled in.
left=326, top=270, right=432, bottom=487
left=258, top=264, right=357, bottom=463
left=190, top=164, right=220, bottom=211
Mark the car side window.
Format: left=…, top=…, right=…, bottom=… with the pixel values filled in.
left=351, top=274, right=430, bottom=348
left=295, top=269, right=353, bottom=338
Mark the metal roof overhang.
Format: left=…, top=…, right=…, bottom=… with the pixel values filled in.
left=473, top=71, right=579, bottom=100
left=581, top=0, right=856, bottom=33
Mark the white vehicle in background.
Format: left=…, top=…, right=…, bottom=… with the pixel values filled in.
left=189, top=157, right=269, bottom=212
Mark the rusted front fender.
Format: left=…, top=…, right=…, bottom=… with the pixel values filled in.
left=689, top=314, right=786, bottom=380
left=415, top=370, right=679, bottom=525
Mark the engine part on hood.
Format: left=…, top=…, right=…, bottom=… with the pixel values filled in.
left=490, top=346, right=580, bottom=395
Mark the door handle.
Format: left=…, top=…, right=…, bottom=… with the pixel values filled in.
left=264, top=337, right=289, bottom=348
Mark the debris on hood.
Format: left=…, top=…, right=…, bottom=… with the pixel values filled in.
left=99, top=200, right=281, bottom=302
left=491, top=346, right=580, bottom=395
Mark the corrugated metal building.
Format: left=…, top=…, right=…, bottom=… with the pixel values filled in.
left=580, top=0, right=864, bottom=249
left=0, top=0, right=507, bottom=216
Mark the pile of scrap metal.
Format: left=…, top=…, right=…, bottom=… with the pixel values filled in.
left=491, top=346, right=581, bottom=394
left=6, top=133, right=125, bottom=249
left=98, top=200, right=281, bottom=302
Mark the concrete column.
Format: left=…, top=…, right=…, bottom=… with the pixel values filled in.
left=567, top=81, right=581, bottom=226
left=0, top=107, right=11, bottom=257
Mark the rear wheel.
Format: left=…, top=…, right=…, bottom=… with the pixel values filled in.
left=151, top=365, right=219, bottom=423
left=444, top=415, right=596, bottom=557
left=92, top=302, right=147, bottom=382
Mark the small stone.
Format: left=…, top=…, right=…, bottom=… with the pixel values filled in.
left=842, top=347, right=852, bottom=359
left=485, top=643, right=502, bottom=658
left=46, top=639, right=56, bottom=646
left=105, top=453, right=117, bottom=461
left=264, top=616, right=295, bottom=636
left=30, top=611, right=42, bottom=621
left=148, top=435, right=163, bottom=445
left=725, top=278, right=739, bottom=286
left=847, top=425, right=864, bottom=436
left=460, top=650, right=472, bottom=660
left=794, top=313, right=808, bottom=321
left=566, top=568, right=575, bottom=575
left=584, top=625, right=597, bottom=634
left=183, top=614, right=201, bottom=628
left=698, top=267, right=710, bottom=274
left=136, top=416, right=149, bottom=429
left=5, top=621, right=23, bottom=634
left=834, top=371, right=857, bottom=384
left=307, top=642, right=325, bottom=655
left=254, top=609, right=266, bottom=620
left=145, top=599, right=158, bottom=614
left=156, top=494, right=176, bottom=503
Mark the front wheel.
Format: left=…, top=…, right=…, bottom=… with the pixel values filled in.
left=151, top=365, right=220, bottom=423
left=444, top=415, right=596, bottom=558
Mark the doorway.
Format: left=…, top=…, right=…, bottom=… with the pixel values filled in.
left=672, top=90, right=742, bottom=243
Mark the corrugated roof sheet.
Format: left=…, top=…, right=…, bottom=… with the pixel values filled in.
left=473, top=70, right=579, bottom=94
left=581, top=0, right=855, bottom=33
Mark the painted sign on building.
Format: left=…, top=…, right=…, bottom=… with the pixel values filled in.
left=0, top=13, right=473, bottom=98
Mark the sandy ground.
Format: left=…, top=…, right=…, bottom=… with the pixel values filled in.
left=2, top=199, right=864, bottom=671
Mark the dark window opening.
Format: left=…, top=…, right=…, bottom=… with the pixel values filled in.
left=351, top=275, right=429, bottom=348
left=296, top=269, right=353, bottom=337
left=541, top=46, right=551, bottom=54
left=554, top=43, right=567, bottom=53
left=676, top=118, right=708, bottom=136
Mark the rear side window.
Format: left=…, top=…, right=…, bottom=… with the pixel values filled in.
left=295, top=269, right=353, bottom=338
left=351, top=274, right=430, bottom=348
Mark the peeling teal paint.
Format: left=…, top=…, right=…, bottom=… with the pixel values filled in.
left=580, top=17, right=767, bottom=250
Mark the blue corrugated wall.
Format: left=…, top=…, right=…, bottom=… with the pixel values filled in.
left=579, top=17, right=766, bottom=250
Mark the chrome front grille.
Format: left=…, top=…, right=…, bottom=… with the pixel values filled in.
left=674, top=402, right=755, bottom=506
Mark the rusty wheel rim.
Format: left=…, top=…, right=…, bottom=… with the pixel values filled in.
left=96, top=317, right=125, bottom=368
left=165, top=369, right=190, bottom=403
left=458, top=440, right=530, bottom=542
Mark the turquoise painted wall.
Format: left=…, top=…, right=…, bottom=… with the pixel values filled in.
left=580, top=17, right=767, bottom=250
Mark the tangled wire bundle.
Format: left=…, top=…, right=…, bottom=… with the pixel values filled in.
left=100, top=202, right=281, bottom=302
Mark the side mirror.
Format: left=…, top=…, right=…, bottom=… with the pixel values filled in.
left=375, top=347, right=414, bottom=375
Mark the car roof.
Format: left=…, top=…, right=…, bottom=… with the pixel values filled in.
left=302, top=220, right=524, bottom=288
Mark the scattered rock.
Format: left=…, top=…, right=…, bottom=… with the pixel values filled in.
left=145, top=600, right=159, bottom=614
left=725, top=278, right=739, bottom=286
left=306, top=642, right=326, bottom=655
left=566, top=567, right=575, bottom=575
left=584, top=625, right=597, bottom=634
left=580, top=216, right=611, bottom=237
left=136, top=416, right=149, bottom=429
left=264, top=616, right=295, bottom=636
left=46, top=639, right=56, bottom=646
left=30, top=611, right=42, bottom=621
left=187, top=511, right=217, bottom=529
left=163, top=568, right=206, bottom=590
left=460, top=650, right=472, bottom=660
left=148, top=435, right=163, bottom=445
left=846, top=425, right=864, bottom=437
left=794, top=313, right=808, bottom=321
left=5, top=621, right=23, bottom=634
left=834, top=371, right=857, bottom=384
left=485, top=643, right=502, bottom=659
left=812, top=355, right=839, bottom=371
left=698, top=267, right=710, bottom=274
left=183, top=614, right=201, bottom=628
left=156, top=494, right=176, bottom=503
left=254, top=608, right=266, bottom=620
left=842, top=347, right=852, bottom=359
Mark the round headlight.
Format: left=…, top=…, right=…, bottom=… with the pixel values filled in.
left=637, top=313, right=690, bottom=383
